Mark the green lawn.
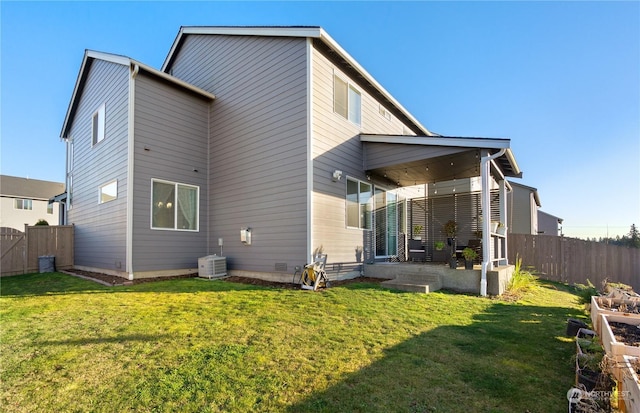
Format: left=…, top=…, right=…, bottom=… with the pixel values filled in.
left=0, top=273, right=586, bottom=412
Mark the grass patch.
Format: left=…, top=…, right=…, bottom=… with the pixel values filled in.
left=1, top=272, right=585, bottom=412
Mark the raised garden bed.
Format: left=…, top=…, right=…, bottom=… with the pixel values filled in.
left=600, top=314, right=640, bottom=361
left=619, top=355, right=640, bottom=413
left=591, top=296, right=640, bottom=337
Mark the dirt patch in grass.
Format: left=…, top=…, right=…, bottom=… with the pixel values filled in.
left=64, top=269, right=385, bottom=289
left=64, top=269, right=197, bottom=286
left=224, top=275, right=385, bottom=289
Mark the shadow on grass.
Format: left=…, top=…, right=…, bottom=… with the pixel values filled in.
left=36, top=333, right=174, bottom=347
left=286, top=297, right=584, bottom=413
left=0, top=273, right=391, bottom=298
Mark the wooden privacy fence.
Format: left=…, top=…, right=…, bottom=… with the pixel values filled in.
left=1, top=225, right=74, bottom=276
left=508, top=234, right=640, bottom=292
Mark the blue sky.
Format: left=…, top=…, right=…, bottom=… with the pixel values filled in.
left=1, top=1, right=638, bottom=239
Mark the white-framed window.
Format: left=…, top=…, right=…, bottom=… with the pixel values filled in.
left=346, top=177, right=372, bottom=229
left=334, top=74, right=361, bottom=126
left=92, top=103, right=105, bottom=146
left=15, top=199, right=33, bottom=210
left=379, top=104, right=391, bottom=121
left=99, top=180, right=118, bottom=204
left=151, top=179, right=199, bottom=231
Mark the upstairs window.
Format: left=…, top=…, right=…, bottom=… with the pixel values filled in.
left=92, top=103, right=105, bottom=145
left=151, top=179, right=199, bottom=231
left=334, top=75, right=361, bottom=126
left=15, top=199, right=33, bottom=210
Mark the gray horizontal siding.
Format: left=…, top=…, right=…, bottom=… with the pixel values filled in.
left=170, top=34, right=309, bottom=273
left=67, top=59, right=129, bottom=271
left=312, top=45, right=407, bottom=265
left=132, top=73, right=210, bottom=272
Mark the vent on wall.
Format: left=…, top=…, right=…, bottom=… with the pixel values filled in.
left=198, top=255, right=227, bottom=279
left=275, top=263, right=288, bottom=272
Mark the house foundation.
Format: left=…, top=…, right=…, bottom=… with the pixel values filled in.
left=365, top=262, right=514, bottom=295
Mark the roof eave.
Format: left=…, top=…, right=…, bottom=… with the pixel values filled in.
left=161, top=26, right=432, bottom=136
left=61, top=50, right=215, bottom=140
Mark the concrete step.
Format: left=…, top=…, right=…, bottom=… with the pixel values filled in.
left=380, top=279, right=441, bottom=293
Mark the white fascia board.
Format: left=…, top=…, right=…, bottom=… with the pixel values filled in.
left=61, top=49, right=214, bottom=139
left=360, top=134, right=511, bottom=149
left=181, top=26, right=323, bottom=38
left=86, top=50, right=131, bottom=66
left=134, top=60, right=216, bottom=100
left=160, top=26, right=432, bottom=137
left=162, top=26, right=323, bottom=71
left=61, top=50, right=132, bottom=139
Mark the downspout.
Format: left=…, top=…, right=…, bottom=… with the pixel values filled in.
left=126, top=64, right=139, bottom=280
left=480, top=148, right=506, bottom=296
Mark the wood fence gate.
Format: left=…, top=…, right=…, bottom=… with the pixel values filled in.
left=1, top=225, right=74, bottom=276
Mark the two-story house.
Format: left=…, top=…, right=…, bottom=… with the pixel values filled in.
left=0, top=175, right=64, bottom=230
left=60, top=26, right=522, bottom=295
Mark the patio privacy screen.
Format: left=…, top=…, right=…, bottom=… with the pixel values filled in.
left=409, top=190, right=500, bottom=258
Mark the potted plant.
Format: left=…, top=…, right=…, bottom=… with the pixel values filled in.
left=497, top=222, right=507, bottom=236
left=462, top=247, right=478, bottom=269
left=443, top=220, right=458, bottom=239
left=574, top=329, right=614, bottom=393
left=449, top=253, right=458, bottom=269
left=413, top=224, right=423, bottom=240
left=490, top=221, right=499, bottom=233
left=434, top=241, right=445, bottom=251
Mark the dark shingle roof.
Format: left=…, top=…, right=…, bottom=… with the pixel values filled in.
left=0, top=175, right=65, bottom=200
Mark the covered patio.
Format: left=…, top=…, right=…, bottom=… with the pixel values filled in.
left=360, top=134, right=522, bottom=296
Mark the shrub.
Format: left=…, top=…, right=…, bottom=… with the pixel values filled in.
left=574, top=279, right=598, bottom=305
left=34, top=219, right=49, bottom=226
left=505, top=257, right=540, bottom=300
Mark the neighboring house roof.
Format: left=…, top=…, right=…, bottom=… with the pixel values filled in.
left=0, top=175, right=65, bottom=200
left=162, top=26, right=435, bottom=137
left=60, top=50, right=216, bottom=139
left=507, top=180, right=541, bottom=207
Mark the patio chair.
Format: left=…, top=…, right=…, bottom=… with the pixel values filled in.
left=408, top=239, right=426, bottom=262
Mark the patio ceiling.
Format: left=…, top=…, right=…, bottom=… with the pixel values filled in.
left=361, top=134, right=522, bottom=187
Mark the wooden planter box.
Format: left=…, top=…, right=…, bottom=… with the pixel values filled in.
left=619, top=355, right=640, bottom=413
left=591, top=296, right=640, bottom=337
left=600, top=314, right=640, bottom=361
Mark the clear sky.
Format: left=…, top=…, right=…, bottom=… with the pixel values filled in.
left=1, top=1, right=639, bottom=240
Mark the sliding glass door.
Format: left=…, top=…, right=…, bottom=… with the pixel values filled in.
left=374, top=188, right=398, bottom=258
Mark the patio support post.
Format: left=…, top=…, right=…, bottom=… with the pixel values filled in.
left=499, top=179, right=508, bottom=266
left=480, top=148, right=506, bottom=296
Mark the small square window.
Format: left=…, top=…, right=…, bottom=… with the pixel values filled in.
left=14, top=199, right=33, bottom=210
left=379, top=105, right=391, bottom=121
left=99, top=180, right=118, bottom=204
